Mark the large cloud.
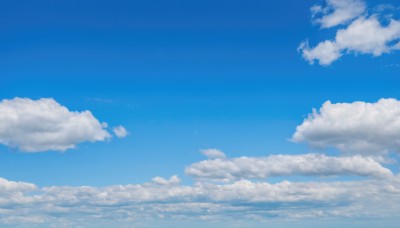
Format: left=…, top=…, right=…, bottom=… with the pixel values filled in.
left=1, top=175, right=400, bottom=226
left=292, top=98, right=400, bottom=154
left=0, top=148, right=399, bottom=225
left=185, top=152, right=392, bottom=181
left=299, top=0, right=400, bottom=65
left=0, top=97, right=111, bottom=152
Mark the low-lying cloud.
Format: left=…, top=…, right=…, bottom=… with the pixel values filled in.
left=186, top=152, right=392, bottom=181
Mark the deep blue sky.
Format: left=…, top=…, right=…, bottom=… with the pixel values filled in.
left=1, top=0, right=400, bottom=187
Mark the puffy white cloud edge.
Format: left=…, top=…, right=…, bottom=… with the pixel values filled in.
left=0, top=97, right=126, bottom=152
left=292, top=98, right=400, bottom=154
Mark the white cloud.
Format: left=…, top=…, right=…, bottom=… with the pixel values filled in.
left=2, top=95, right=400, bottom=225
left=113, top=125, right=128, bottom=138
left=200, top=148, right=227, bottom=159
left=335, top=17, right=400, bottom=55
left=185, top=153, right=392, bottom=181
left=311, top=0, right=366, bottom=28
left=300, top=0, right=400, bottom=65
left=299, top=40, right=342, bottom=66
left=151, top=175, right=181, bottom=186
left=292, top=98, right=400, bottom=154
left=0, top=97, right=111, bottom=152
left=0, top=177, right=37, bottom=193
left=1, top=175, right=400, bottom=225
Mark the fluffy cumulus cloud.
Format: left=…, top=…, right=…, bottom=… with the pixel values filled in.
left=0, top=97, right=116, bottom=152
left=299, top=0, right=400, bottom=65
left=292, top=98, right=400, bottom=154
left=186, top=153, right=392, bottom=181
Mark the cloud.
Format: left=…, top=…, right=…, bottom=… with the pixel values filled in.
left=292, top=98, right=400, bottom=154
left=185, top=152, right=392, bottom=181
left=300, top=0, right=400, bottom=65
left=113, top=125, right=128, bottom=138
left=0, top=97, right=111, bottom=152
left=200, top=148, right=227, bottom=159
left=0, top=177, right=37, bottom=193
left=1, top=174, right=400, bottom=225
left=311, top=0, right=366, bottom=28
left=299, top=40, right=342, bottom=66
left=151, top=175, right=181, bottom=186
left=2, top=95, right=400, bottom=225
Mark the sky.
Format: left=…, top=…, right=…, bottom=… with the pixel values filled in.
left=2, top=0, right=400, bottom=227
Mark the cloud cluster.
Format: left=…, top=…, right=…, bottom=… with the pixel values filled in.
left=0, top=98, right=127, bottom=152
left=1, top=173, right=400, bottom=226
left=186, top=153, right=392, bottom=181
left=299, top=0, right=400, bottom=65
left=292, top=98, right=400, bottom=154
left=1, top=97, right=400, bottom=226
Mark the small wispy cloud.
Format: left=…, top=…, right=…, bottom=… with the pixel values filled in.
left=113, top=125, right=129, bottom=138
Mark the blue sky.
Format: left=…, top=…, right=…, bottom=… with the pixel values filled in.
left=2, top=0, right=400, bottom=226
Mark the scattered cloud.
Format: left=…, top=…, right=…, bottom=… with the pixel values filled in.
left=0, top=98, right=111, bottom=152
left=200, top=148, right=227, bottom=159
left=2, top=97, right=400, bottom=225
left=186, top=153, right=392, bottom=181
left=300, top=0, right=400, bottom=65
left=151, top=175, right=181, bottom=186
left=292, top=98, right=400, bottom=154
left=113, top=125, right=129, bottom=138
left=311, top=0, right=366, bottom=28
left=299, top=40, right=341, bottom=66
